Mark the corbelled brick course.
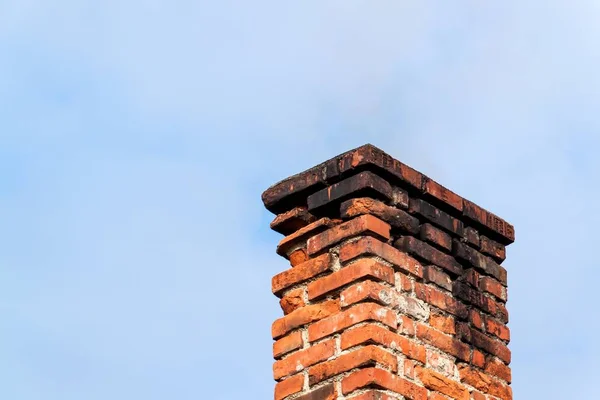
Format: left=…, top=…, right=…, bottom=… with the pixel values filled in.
left=263, top=144, right=515, bottom=400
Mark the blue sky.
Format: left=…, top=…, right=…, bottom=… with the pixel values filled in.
left=1, top=1, right=599, bottom=398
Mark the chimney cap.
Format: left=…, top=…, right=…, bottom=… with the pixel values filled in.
left=262, top=143, right=514, bottom=245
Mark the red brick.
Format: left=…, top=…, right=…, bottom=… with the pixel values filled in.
left=423, top=178, right=464, bottom=212
left=295, top=384, right=336, bottom=400
left=340, top=197, right=419, bottom=234
left=480, top=236, right=506, bottom=262
left=456, top=321, right=472, bottom=343
left=471, top=391, right=486, bottom=400
left=429, top=313, right=456, bottom=335
left=463, top=226, right=480, bottom=247
left=277, top=218, right=340, bottom=257
left=339, top=236, right=422, bottom=278
left=404, top=359, right=417, bottom=380
left=307, top=215, right=391, bottom=255
left=308, top=258, right=394, bottom=300
left=409, top=198, right=464, bottom=236
left=423, top=265, right=453, bottom=292
left=273, top=339, right=335, bottom=380
left=274, top=373, right=303, bottom=400
left=341, top=368, right=427, bottom=400
left=459, top=366, right=512, bottom=400
left=272, top=300, right=339, bottom=339
left=337, top=144, right=424, bottom=190
left=463, top=200, right=515, bottom=245
left=270, top=207, right=317, bottom=235
left=307, top=171, right=394, bottom=213
left=399, top=315, right=416, bottom=336
left=395, top=236, right=462, bottom=276
left=340, top=280, right=393, bottom=308
left=289, top=249, right=309, bottom=267
left=416, top=323, right=470, bottom=362
left=416, top=367, right=469, bottom=400
left=469, top=310, right=485, bottom=331
left=272, top=253, right=332, bottom=296
left=453, top=241, right=507, bottom=284
left=472, top=349, right=486, bottom=368
left=429, top=393, right=449, bottom=400
left=420, top=223, right=453, bottom=251
left=273, top=331, right=303, bottom=359
left=471, top=329, right=511, bottom=364
left=309, top=345, right=397, bottom=384
left=340, top=324, right=426, bottom=363
left=453, top=283, right=509, bottom=323
left=485, top=318, right=510, bottom=342
left=414, top=282, right=468, bottom=319
left=347, top=391, right=399, bottom=400
left=480, top=277, right=507, bottom=302
left=485, top=357, right=512, bottom=383
left=463, top=269, right=481, bottom=288
left=279, top=288, right=305, bottom=315
left=308, top=302, right=397, bottom=342
left=399, top=274, right=413, bottom=292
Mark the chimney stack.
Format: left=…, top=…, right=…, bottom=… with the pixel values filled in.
left=262, top=144, right=514, bottom=400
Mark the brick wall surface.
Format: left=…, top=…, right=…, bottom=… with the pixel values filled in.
left=262, top=144, right=515, bottom=400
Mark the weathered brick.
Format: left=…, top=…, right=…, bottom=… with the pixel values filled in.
left=273, top=331, right=303, bottom=359
left=271, top=207, right=317, bottom=235
left=272, top=300, right=339, bottom=339
left=308, top=258, right=394, bottom=300
left=337, top=144, right=424, bottom=190
left=471, top=391, right=486, bottom=400
left=308, top=302, right=397, bottom=342
left=480, top=276, right=507, bottom=302
left=423, top=178, right=464, bottom=212
left=463, top=200, right=515, bottom=245
left=480, top=236, right=506, bottom=262
left=423, top=265, right=453, bottom=292
left=485, top=357, right=512, bottom=383
left=453, top=283, right=508, bottom=323
left=414, top=282, right=468, bottom=319
left=279, top=287, right=305, bottom=315
left=395, top=236, right=462, bottom=276
left=340, top=197, right=419, bottom=234
left=471, top=329, right=511, bottom=364
left=459, top=366, right=513, bottom=400
left=420, top=223, right=452, bottom=251
left=416, top=323, right=470, bottom=362
left=469, top=310, right=485, bottom=331
left=429, top=313, right=456, bottom=335
left=453, top=240, right=507, bottom=284
left=272, top=253, right=332, bottom=297
left=416, top=367, right=469, bottom=400
left=295, top=384, right=336, bottom=400
left=340, top=324, right=426, bottom=363
left=399, top=315, right=416, bottom=337
left=273, top=339, right=335, bottom=380
left=472, top=349, right=486, bottom=368
left=463, top=226, right=480, bottom=247
left=289, top=249, right=309, bottom=267
left=307, top=214, right=391, bottom=255
left=485, top=318, right=510, bottom=342
left=463, top=269, right=481, bottom=288
left=456, top=321, right=472, bottom=343
left=340, top=236, right=422, bottom=278
left=409, top=198, right=464, bottom=236
left=347, top=391, right=399, bottom=400
left=341, top=368, right=427, bottom=400
left=277, top=218, right=340, bottom=257
left=307, top=171, right=394, bottom=213
left=308, top=345, right=397, bottom=384
left=426, top=350, right=457, bottom=377
left=340, top=280, right=392, bottom=308
left=274, top=373, right=303, bottom=400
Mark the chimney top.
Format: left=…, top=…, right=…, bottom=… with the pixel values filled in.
left=262, top=144, right=514, bottom=244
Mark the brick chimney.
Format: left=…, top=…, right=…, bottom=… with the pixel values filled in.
left=262, top=144, right=514, bottom=400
